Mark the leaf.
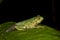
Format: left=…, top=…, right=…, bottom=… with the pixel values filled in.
left=0, top=22, right=60, bottom=40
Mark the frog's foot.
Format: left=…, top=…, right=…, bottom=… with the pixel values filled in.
left=5, top=25, right=16, bottom=32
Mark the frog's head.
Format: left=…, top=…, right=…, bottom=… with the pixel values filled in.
left=35, top=15, right=44, bottom=24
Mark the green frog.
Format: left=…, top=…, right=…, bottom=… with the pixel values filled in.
left=6, top=15, right=44, bottom=32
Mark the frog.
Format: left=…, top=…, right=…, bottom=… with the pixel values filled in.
left=6, top=15, right=44, bottom=32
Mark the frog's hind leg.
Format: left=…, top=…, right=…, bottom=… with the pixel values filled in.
left=5, top=25, right=16, bottom=32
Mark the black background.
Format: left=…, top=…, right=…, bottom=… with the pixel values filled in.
left=0, top=0, right=59, bottom=30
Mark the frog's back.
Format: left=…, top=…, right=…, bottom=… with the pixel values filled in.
left=16, top=15, right=43, bottom=25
